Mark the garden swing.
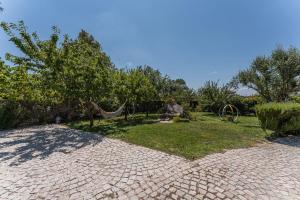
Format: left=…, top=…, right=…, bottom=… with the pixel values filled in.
left=90, top=101, right=126, bottom=119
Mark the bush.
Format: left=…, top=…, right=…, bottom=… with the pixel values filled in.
left=172, top=115, right=190, bottom=123
left=0, top=101, right=31, bottom=129
left=172, top=116, right=181, bottom=123
left=291, top=96, right=300, bottom=103
left=0, top=100, right=52, bottom=130
left=197, top=81, right=235, bottom=114
left=229, top=95, right=263, bottom=115
left=256, top=103, right=300, bottom=135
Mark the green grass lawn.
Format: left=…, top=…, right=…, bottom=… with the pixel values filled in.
left=68, top=112, right=272, bottom=160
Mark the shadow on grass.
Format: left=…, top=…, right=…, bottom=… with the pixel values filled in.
left=69, top=114, right=160, bottom=136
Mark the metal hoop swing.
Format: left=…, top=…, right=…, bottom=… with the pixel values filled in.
left=220, top=104, right=239, bottom=122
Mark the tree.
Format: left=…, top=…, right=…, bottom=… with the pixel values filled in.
left=1, top=22, right=115, bottom=126
left=1, top=21, right=64, bottom=104
left=114, top=68, right=156, bottom=120
left=0, top=58, right=10, bottom=99
left=198, top=81, right=235, bottom=114
left=137, top=65, right=167, bottom=100
left=62, top=30, right=114, bottom=126
left=236, top=47, right=300, bottom=102
left=137, top=65, right=196, bottom=103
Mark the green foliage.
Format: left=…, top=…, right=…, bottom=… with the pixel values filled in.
left=137, top=65, right=196, bottom=102
left=137, top=65, right=166, bottom=99
left=0, top=101, right=31, bottom=129
left=197, top=81, right=235, bottom=114
left=256, top=103, right=300, bottom=135
left=114, top=68, right=156, bottom=104
left=236, top=47, right=300, bottom=102
left=291, top=96, right=300, bottom=103
left=229, top=95, right=263, bottom=115
left=61, top=30, right=114, bottom=103
left=172, top=116, right=181, bottom=123
left=0, top=22, right=117, bottom=127
left=113, top=68, right=156, bottom=119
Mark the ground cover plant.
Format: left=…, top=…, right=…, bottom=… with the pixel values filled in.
left=69, top=113, right=272, bottom=159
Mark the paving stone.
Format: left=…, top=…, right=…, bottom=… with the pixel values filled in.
left=0, top=125, right=300, bottom=199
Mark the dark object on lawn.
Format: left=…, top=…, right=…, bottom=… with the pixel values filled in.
left=160, top=99, right=184, bottom=121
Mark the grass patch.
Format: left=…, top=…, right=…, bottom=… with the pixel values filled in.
left=68, top=112, right=272, bottom=160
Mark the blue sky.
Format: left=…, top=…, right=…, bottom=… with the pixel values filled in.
left=1, top=0, right=300, bottom=94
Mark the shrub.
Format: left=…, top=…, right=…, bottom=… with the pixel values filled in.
left=291, top=96, right=300, bottom=103
left=0, top=101, right=31, bottom=129
left=256, top=103, right=300, bottom=135
left=172, top=116, right=181, bottom=123
left=172, top=115, right=190, bottom=123
left=197, top=81, right=235, bottom=114
left=0, top=100, right=52, bottom=129
left=229, top=95, right=262, bottom=115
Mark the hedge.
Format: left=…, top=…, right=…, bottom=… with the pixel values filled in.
left=256, top=103, right=300, bottom=135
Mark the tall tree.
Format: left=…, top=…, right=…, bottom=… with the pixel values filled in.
left=1, top=21, right=64, bottom=104
left=236, top=47, right=300, bottom=102
left=62, top=30, right=114, bottom=126
left=1, top=22, right=115, bottom=126
left=0, top=58, right=9, bottom=99
left=198, top=81, right=235, bottom=114
left=114, top=68, right=155, bottom=120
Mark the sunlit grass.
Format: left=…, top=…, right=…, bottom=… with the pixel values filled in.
left=68, top=112, right=272, bottom=160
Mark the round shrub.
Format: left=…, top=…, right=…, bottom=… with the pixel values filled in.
left=256, top=103, right=300, bottom=135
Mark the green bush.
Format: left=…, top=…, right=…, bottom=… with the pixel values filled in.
left=0, top=100, right=50, bottom=130
left=229, top=95, right=263, bottom=115
left=172, top=115, right=190, bottom=123
left=0, top=101, right=31, bottom=129
left=291, top=96, right=300, bottom=103
left=172, top=116, right=181, bottom=123
left=256, top=103, right=300, bottom=135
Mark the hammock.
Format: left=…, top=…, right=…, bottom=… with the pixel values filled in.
left=90, top=101, right=126, bottom=119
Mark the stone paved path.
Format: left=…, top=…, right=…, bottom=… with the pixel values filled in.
left=1, top=125, right=300, bottom=200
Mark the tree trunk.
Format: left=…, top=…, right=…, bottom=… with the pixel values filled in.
left=67, top=99, right=71, bottom=122
left=89, top=111, right=94, bottom=127
left=146, top=102, right=149, bottom=118
left=146, top=104, right=149, bottom=118
left=88, top=102, right=94, bottom=127
left=124, top=104, right=128, bottom=121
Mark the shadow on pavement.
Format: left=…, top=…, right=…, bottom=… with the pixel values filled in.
left=0, top=125, right=102, bottom=166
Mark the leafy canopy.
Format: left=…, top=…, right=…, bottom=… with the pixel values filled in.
left=236, top=47, right=300, bottom=102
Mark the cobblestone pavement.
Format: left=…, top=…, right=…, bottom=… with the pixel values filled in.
left=1, top=125, right=300, bottom=200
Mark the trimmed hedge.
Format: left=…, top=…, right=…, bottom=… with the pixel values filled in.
left=291, top=96, right=300, bottom=103
left=256, top=103, right=300, bottom=135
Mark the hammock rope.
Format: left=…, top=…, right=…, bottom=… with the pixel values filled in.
left=90, top=101, right=126, bottom=119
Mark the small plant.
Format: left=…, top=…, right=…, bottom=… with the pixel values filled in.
left=172, top=116, right=181, bottom=123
